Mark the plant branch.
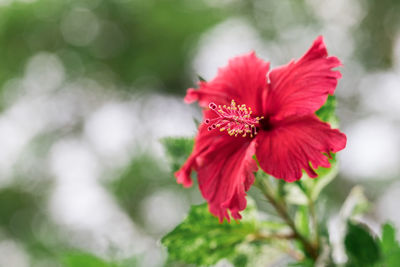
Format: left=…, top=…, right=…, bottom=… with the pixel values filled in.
left=255, top=175, right=319, bottom=261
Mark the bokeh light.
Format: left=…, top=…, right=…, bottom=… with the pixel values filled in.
left=0, top=0, right=399, bottom=266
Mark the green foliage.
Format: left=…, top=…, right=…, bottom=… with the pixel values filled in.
left=380, top=223, right=400, bottom=266
left=0, top=187, right=51, bottom=252
left=0, top=0, right=226, bottom=94
left=108, top=153, right=171, bottom=226
left=161, top=199, right=259, bottom=266
left=161, top=137, right=194, bottom=173
left=344, top=222, right=381, bottom=267
left=62, top=252, right=113, bottom=267
left=61, top=252, right=137, bottom=267
left=0, top=187, right=38, bottom=241
left=343, top=221, right=400, bottom=267
left=355, top=0, right=400, bottom=70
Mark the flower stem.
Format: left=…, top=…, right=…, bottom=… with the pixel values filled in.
left=308, top=195, right=320, bottom=252
left=255, top=174, right=319, bottom=261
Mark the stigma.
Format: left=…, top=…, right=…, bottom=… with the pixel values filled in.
left=204, top=100, right=263, bottom=138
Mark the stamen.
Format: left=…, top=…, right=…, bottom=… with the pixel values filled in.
left=204, top=100, right=263, bottom=138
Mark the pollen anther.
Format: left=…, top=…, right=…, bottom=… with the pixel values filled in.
left=204, top=100, right=263, bottom=138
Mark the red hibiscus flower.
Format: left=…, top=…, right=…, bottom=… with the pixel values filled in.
left=176, top=36, right=346, bottom=222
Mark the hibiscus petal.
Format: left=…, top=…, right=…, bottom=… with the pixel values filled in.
left=255, top=115, right=346, bottom=182
left=185, top=52, right=269, bottom=114
left=175, top=109, right=225, bottom=188
left=265, top=36, right=342, bottom=121
left=175, top=122, right=258, bottom=222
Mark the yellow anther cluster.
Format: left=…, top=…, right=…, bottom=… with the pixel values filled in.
left=206, top=100, right=263, bottom=138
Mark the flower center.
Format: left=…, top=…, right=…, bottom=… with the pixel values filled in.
left=204, top=100, right=263, bottom=138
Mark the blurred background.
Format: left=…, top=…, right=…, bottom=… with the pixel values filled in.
left=0, top=0, right=400, bottom=266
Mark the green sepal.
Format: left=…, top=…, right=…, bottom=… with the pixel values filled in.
left=316, top=95, right=338, bottom=126
left=197, top=75, right=206, bottom=82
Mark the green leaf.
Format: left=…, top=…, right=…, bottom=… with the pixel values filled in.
left=344, top=222, right=381, bottom=266
left=61, top=252, right=115, bottom=267
left=380, top=223, right=400, bottom=267
left=316, top=95, right=338, bottom=125
left=161, top=137, right=194, bottom=173
left=61, top=252, right=138, bottom=267
left=161, top=199, right=259, bottom=266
